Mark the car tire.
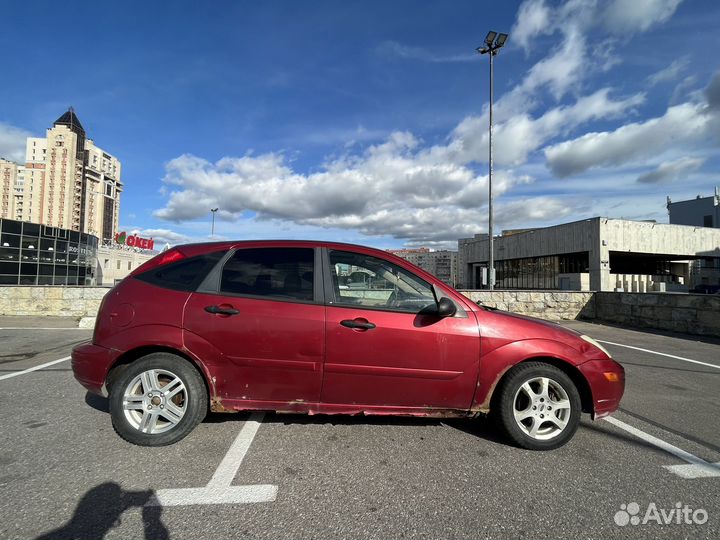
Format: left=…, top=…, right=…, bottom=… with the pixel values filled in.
left=109, top=353, right=207, bottom=446
left=493, top=362, right=581, bottom=451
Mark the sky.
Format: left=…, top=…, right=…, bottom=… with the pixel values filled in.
left=1, top=0, right=719, bottom=249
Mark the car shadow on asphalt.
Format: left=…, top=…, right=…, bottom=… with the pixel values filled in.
left=232, top=411, right=511, bottom=446
left=84, top=393, right=514, bottom=448
left=85, top=392, right=109, bottom=413
left=34, top=482, right=169, bottom=540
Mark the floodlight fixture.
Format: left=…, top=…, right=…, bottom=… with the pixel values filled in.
left=485, top=31, right=497, bottom=45
left=495, top=33, right=508, bottom=48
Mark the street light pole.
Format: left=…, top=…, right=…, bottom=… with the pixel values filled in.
left=477, top=31, right=508, bottom=291
left=210, top=208, right=219, bottom=237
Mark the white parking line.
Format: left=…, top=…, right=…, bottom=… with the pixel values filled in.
left=148, top=412, right=278, bottom=506
left=605, top=416, right=720, bottom=479
left=0, top=356, right=71, bottom=381
left=597, top=340, right=720, bottom=370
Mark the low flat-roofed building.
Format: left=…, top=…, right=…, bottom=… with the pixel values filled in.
left=667, top=187, right=720, bottom=229
left=0, top=217, right=98, bottom=285
left=96, top=231, right=159, bottom=286
left=459, top=217, right=720, bottom=292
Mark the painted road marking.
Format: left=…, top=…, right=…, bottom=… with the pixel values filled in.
left=0, top=356, right=71, bottom=381
left=605, top=416, right=720, bottom=479
left=597, top=340, right=720, bottom=371
left=148, top=412, right=277, bottom=506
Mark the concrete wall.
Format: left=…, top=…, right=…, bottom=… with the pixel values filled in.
left=0, top=286, right=718, bottom=338
left=594, top=292, right=720, bottom=337
left=458, top=290, right=596, bottom=321
left=0, top=286, right=108, bottom=317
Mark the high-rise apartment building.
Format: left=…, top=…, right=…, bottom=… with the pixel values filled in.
left=1, top=109, right=122, bottom=241
left=388, top=247, right=458, bottom=287
left=0, top=159, right=25, bottom=221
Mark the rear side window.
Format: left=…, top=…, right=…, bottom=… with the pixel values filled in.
left=135, top=251, right=226, bottom=291
left=220, top=248, right=314, bottom=301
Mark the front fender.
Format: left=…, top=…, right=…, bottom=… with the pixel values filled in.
left=471, top=338, right=586, bottom=412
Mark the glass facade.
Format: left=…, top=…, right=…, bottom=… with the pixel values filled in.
left=0, top=218, right=98, bottom=285
left=480, top=252, right=590, bottom=290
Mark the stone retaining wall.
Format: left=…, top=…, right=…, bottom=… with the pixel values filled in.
left=594, top=292, right=720, bottom=337
left=0, top=286, right=718, bottom=338
left=458, top=290, right=596, bottom=321
left=0, top=286, right=109, bottom=317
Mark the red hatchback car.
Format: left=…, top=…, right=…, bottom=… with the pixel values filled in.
left=72, top=241, right=624, bottom=450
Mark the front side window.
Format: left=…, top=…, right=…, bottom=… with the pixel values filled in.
left=329, top=250, right=436, bottom=313
left=220, top=248, right=314, bottom=302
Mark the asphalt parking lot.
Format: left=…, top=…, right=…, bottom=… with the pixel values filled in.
left=1, top=316, right=719, bottom=539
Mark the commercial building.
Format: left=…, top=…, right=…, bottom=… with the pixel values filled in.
left=95, top=231, right=158, bottom=286
left=1, top=108, right=122, bottom=242
left=667, top=187, right=720, bottom=228
left=458, top=217, right=720, bottom=292
left=0, top=217, right=98, bottom=285
left=388, top=247, right=457, bottom=287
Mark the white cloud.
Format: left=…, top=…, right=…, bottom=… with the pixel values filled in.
left=602, top=0, right=682, bottom=33
left=647, top=57, right=690, bottom=86
left=153, top=80, right=646, bottom=243
left=512, top=0, right=552, bottom=52
left=153, top=133, right=542, bottom=242
left=636, top=156, right=705, bottom=184
left=376, top=41, right=475, bottom=63
left=123, top=227, right=191, bottom=247
left=0, top=122, right=31, bottom=163
left=446, top=88, right=644, bottom=166
left=706, top=71, right=720, bottom=109
left=544, top=100, right=714, bottom=177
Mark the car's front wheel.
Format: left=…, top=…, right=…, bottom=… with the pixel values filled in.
left=493, top=362, right=581, bottom=450
left=109, top=353, right=207, bottom=446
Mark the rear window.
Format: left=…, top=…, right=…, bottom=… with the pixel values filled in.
left=220, top=247, right=314, bottom=301
left=135, top=251, right=226, bottom=291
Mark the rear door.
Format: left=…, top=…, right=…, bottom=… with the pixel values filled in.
left=183, top=246, right=325, bottom=404
left=321, top=248, right=481, bottom=410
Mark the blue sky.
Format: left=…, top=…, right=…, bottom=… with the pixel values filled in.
left=1, top=0, right=719, bottom=249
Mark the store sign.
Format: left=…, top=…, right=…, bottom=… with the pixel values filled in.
left=114, top=231, right=154, bottom=250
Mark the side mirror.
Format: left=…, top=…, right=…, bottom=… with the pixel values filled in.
left=436, top=297, right=457, bottom=318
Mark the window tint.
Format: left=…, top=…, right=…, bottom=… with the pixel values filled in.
left=220, top=248, right=314, bottom=301
left=329, top=250, right=436, bottom=313
left=135, top=251, right=225, bottom=291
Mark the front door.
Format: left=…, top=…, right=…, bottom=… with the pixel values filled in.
left=321, top=248, right=480, bottom=410
left=183, top=246, right=324, bottom=404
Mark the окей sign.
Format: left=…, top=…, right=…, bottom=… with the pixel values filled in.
left=115, top=231, right=155, bottom=250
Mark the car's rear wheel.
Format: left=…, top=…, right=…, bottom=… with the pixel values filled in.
left=109, top=353, right=207, bottom=446
left=493, top=362, right=581, bottom=450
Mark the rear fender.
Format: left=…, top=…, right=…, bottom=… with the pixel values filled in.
left=103, top=325, right=215, bottom=397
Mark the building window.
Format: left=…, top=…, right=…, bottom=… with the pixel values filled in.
left=704, top=215, right=713, bottom=227
left=127, top=261, right=131, bottom=270
left=104, top=259, right=109, bottom=269
left=117, top=260, right=121, bottom=270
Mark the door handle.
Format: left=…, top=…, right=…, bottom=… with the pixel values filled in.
left=205, top=305, right=240, bottom=316
left=340, top=319, right=376, bottom=330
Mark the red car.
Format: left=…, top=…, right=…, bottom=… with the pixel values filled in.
left=72, top=241, right=624, bottom=450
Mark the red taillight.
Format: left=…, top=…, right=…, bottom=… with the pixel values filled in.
left=129, top=248, right=187, bottom=277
